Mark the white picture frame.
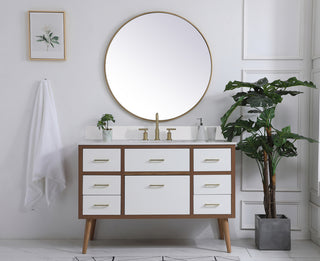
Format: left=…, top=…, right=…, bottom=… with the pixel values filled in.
left=28, top=11, right=66, bottom=60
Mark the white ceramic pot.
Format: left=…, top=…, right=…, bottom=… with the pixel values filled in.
left=102, top=129, right=112, bottom=142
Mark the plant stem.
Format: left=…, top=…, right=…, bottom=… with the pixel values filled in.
left=263, top=150, right=271, bottom=218
left=266, top=127, right=276, bottom=218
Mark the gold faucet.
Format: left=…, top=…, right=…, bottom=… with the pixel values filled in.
left=155, top=112, right=160, bottom=140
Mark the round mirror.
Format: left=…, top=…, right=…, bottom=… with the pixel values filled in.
left=105, top=12, right=212, bottom=121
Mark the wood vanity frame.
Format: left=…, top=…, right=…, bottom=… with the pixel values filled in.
left=78, top=144, right=235, bottom=254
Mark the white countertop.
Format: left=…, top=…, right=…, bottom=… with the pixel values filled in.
left=79, top=139, right=236, bottom=145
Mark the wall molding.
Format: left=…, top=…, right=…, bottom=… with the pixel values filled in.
left=312, top=0, right=320, bottom=59
left=241, top=201, right=301, bottom=230
left=241, top=69, right=303, bottom=192
left=243, top=0, right=304, bottom=60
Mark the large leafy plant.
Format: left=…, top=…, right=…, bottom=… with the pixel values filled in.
left=220, top=77, right=316, bottom=218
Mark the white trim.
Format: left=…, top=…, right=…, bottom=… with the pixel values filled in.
left=240, top=200, right=301, bottom=230
left=243, top=0, right=304, bottom=60
left=312, top=0, right=320, bottom=60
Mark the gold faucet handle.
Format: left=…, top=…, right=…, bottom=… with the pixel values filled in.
left=166, top=128, right=176, bottom=141
left=138, top=128, right=148, bottom=140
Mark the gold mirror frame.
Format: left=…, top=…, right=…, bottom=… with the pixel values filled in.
left=104, top=11, right=212, bottom=121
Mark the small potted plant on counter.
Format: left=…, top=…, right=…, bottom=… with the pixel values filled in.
left=220, top=77, right=317, bottom=250
left=97, top=113, right=115, bottom=142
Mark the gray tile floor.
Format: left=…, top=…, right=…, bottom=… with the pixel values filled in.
left=0, top=239, right=319, bottom=261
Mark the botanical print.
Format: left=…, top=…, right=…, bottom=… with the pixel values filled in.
left=36, top=26, right=60, bottom=51
left=29, top=11, right=65, bottom=60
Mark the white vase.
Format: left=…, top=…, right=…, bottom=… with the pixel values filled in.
left=102, top=129, right=112, bottom=142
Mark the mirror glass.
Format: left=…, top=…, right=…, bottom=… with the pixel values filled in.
left=105, top=12, right=212, bottom=121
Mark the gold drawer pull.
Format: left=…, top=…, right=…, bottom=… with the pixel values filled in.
left=93, top=159, right=109, bottom=162
left=149, top=159, right=165, bottom=162
left=204, top=203, right=220, bottom=208
left=93, top=204, right=109, bottom=207
left=149, top=184, right=165, bottom=188
left=204, top=184, right=220, bottom=188
left=93, top=184, right=110, bottom=187
left=204, top=158, right=220, bottom=162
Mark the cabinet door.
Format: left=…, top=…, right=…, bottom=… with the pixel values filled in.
left=194, top=148, right=231, bottom=171
left=83, top=149, right=121, bottom=172
left=83, top=175, right=121, bottom=195
left=83, top=195, right=121, bottom=215
left=125, top=176, right=190, bottom=215
left=194, top=175, right=231, bottom=194
left=194, top=195, right=231, bottom=214
left=125, top=149, right=189, bottom=171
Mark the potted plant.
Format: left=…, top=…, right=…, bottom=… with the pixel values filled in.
left=97, top=113, right=115, bottom=142
left=220, top=77, right=317, bottom=250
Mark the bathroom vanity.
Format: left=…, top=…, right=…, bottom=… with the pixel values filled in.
left=78, top=141, right=235, bottom=253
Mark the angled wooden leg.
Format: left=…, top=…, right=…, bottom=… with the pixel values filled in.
left=90, top=219, right=96, bottom=240
left=82, top=219, right=93, bottom=254
left=218, top=218, right=224, bottom=240
left=221, top=218, right=231, bottom=253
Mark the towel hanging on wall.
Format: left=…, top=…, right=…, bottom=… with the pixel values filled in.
left=24, top=79, right=66, bottom=210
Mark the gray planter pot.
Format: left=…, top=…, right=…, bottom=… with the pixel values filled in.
left=255, top=214, right=291, bottom=250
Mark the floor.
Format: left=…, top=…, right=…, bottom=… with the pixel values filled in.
left=0, top=239, right=320, bottom=261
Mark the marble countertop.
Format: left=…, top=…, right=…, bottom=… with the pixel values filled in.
left=79, top=139, right=236, bottom=145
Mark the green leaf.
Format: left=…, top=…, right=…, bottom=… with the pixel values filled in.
left=255, top=107, right=275, bottom=129
left=270, top=77, right=316, bottom=89
left=221, top=117, right=256, bottom=141
left=220, top=96, right=244, bottom=128
left=52, top=36, right=59, bottom=40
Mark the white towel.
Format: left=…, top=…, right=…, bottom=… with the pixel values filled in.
left=24, top=79, right=66, bottom=209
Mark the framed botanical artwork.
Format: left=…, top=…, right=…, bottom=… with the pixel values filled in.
left=28, top=11, right=66, bottom=60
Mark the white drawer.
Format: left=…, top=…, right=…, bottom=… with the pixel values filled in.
left=125, top=176, right=190, bottom=215
left=83, top=149, right=121, bottom=172
left=83, top=195, right=121, bottom=215
left=83, top=175, right=121, bottom=195
left=194, top=149, right=231, bottom=171
left=194, top=175, right=231, bottom=195
left=194, top=195, right=231, bottom=214
left=125, top=149, right=189, bottom=172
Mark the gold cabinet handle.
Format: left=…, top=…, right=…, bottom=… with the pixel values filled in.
left=204, top=203, right=220, bottom=208
left=93, top=184, right=110, bottom=187
left=148, top=184, right=165, bottom=188
left=93, top=159, right=110, bottom=162
left=204, top=159, right=220, bottom=162
left=149, top=159, right=165, bottom=162
left=204, top=184, right=220, bottom=188
left=93, top=204, right=109, bottom=207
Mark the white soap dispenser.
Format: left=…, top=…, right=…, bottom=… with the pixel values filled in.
left=196, top=118, right=206, bottom=141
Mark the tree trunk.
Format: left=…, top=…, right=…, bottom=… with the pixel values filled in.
left=266, top=127, right=276, bottom=218
left=263, top=151, right=271, bottom=218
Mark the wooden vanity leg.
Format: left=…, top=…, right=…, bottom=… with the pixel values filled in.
left=221, top=218, right=231, bottom=253
left=82, top=219, right=93, bottom=254
left=218, top=218, right=224, bottom=240
left=90, top=219, right=96, bottom=240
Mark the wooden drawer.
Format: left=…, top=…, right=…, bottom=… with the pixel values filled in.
left=83, top=195, right=121, bottom=215
left=83, top=175, right=121, bottom=195
left=194, top=148, right=231, bottom=171
left=194, top=175, right=231, bottom=195
left=125, top=175, right=190, bottom=215
left=82, top=149, right=121, bottom=172
left=194, top=195, right=231, bottom=214
left=125, top=149, right=189, bottom=172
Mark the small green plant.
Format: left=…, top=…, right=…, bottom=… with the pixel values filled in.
left=220, top=77, right=317, bottom=218
left=36, top=29, right=60, bottom=51
left=97, top=114, right=115, bottom=130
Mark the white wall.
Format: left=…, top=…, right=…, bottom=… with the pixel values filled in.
left=0, top=0, right=314, bottom=240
